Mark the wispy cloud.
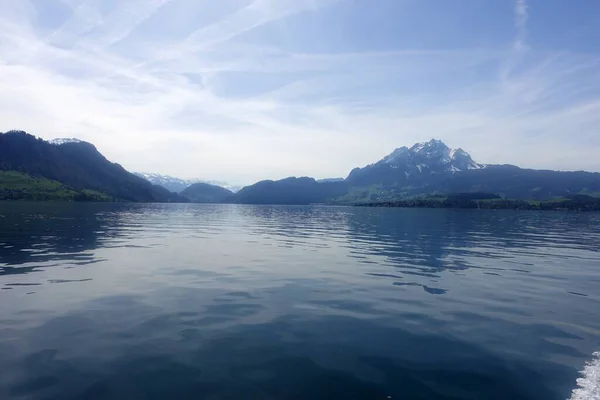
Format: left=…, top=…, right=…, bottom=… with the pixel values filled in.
left=1, top=0, right=599, bottom=183
left=514, top=0, right=529, bottom=51
left=81, top=0, right=175, bottom=48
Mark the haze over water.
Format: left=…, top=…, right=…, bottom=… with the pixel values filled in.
left=1, top=203, right=599, bottom=399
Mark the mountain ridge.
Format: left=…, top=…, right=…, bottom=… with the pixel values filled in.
left=232, top=138, right=600, bottom=204
left=2, top=130, right=599, bottom=205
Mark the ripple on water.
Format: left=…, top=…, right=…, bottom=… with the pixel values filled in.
left=0, top=204, right=599, bottom=399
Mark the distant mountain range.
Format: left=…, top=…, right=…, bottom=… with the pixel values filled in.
left=133, top=172, right=242, bottom=193
left=236, top=139, right=600, bottom=204
left=133, top=172, right=199, bottom=193
left=2, top=131, right=599, bottom=205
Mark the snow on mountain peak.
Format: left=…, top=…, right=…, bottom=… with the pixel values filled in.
left=410, top=139, right=449, bottom=154
left=134, top=172, right=242, bottom=193
left=381, top=146, right=409, bottom=164
left=381, top=139, right=482, bottom=172
left=49, top=138, right=83, bottom=145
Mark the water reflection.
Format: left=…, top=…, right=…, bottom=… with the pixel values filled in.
left=2, top=204, right=600, bottom=295
left=0, top=203, right=129, bottom=267
left=1, top=203, right=599, bottom=399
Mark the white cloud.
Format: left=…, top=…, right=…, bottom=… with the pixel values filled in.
left=0, top=0, right=599, bottom=184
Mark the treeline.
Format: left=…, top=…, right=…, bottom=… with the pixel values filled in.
left=357, top=194, right=600, bottom=211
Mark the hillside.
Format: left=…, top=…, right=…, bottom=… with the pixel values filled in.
left=413, top=165, right=600, bottom=200
left=358, top=193, right=600, bottom=211
left=0, top=131, right=186, bottom=202
left=0, top=171, right=111, bottom=201
left=232, top=177, right=348, bottom=205
left=180, top=183, right=234, bottom=203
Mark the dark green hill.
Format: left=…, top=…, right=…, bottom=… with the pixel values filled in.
left=232, top=177, right=348, bottom=205
left=416, top=165, right=600, bottom=200
left=0, top=131, right=186, bottom=202
left=180, top=183, right=233, bottom=203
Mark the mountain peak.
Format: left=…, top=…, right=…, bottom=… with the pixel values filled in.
left=410, top=139, right=449, bottom=153
left=379, top=139, right=482, bottom=173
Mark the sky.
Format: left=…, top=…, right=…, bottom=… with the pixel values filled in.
left=1, top=0, right=599, bottom=184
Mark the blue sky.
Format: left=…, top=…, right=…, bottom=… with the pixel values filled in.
left=1, top=0, right=599, bottom=184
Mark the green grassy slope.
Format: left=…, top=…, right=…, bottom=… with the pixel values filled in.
left=0, top=171, right=112, bottom=201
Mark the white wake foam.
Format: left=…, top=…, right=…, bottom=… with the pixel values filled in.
left=569, top=352, right=600, bottom=400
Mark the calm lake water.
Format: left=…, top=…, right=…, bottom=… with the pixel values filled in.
left=0, top=203, right=599, bottom=400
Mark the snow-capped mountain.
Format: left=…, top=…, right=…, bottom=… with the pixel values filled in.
left=347, top=139, right=483, bottom=187
left=134, top=173, right=241, bottom=193
left=381, top=139, right=483, bottom=173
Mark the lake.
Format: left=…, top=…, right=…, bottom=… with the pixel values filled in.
left=0, top=203, right=599, bottom=400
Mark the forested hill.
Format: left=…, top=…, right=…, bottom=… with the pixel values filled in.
left=231, top=177, right=349, bottom=205
left=0, top=131, right=185, bottom=202
left=180, top=183, right=233, bottom=203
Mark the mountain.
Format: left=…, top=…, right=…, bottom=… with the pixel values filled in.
left=347, top=139, right=483, bottom=187
left=202, top=181, right=242, bottom=193
left=343, top=138, right=600, bottom=201
left=134, top=173, right=199, bottom=193
left=0, top=130, right=186, bottom=202
left=231, top=177, right=348, bottom=205
left=180, top=183, right=234, bottom=203
left=135, top=172, right=243, bottom=193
